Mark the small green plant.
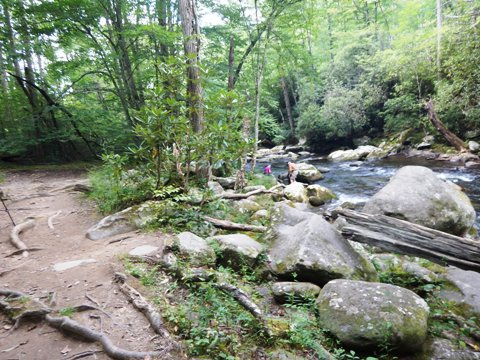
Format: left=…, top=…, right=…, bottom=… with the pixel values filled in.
left=59, top=307, right=76, bottom=317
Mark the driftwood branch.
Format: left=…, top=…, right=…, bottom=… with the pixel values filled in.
left=9, top=218, right=36, bottom=257
left=0, top=288, right=162, bottom=360
left=204, top=216, right=267, bottom=232
left=218, top=184, right=283, bottom=200
left=337, top=209, right=480, bottom=271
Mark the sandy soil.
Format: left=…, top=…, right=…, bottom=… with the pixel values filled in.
left=0, top=169, right=183, bottom=360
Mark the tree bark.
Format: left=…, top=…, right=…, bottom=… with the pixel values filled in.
left=227, top=36, right=235, bottom=91
left=204, top=216, right=267, bottom=232
left=280, top=76, right=295, bottom=138
left=336, top=209, right=480, bottom=272
left=426, top=99, right=467, bottom=151
left=179, top=0, right=203, bottom=133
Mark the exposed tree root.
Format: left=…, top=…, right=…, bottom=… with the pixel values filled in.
left=114, top=273, right=169, bottom=337
left=204, top=216, right=267, bottom=232
left=213, top=282, right=273, bottom=337
left=0, top=288, right=163, bottom=359
left=217, top=184, right=284, bottom=200
left=9, top=217, right=36, bottom=257
left=48, top=210, right=62, bottom=230
left=5, top=248, right=43, bottom=258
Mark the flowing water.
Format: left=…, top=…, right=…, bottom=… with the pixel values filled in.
left=258, top=155, right=480, bottom=227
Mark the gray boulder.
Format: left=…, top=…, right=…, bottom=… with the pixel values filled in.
left=272, top=282, right=321, bottom=303
left=427, top=338, right=480, bottom=359
left=328, top=145, right=382, bottom=162
left=283, top=182, right=308, bottom=203
left=207, top=181, right=224, bottom=196
left=252, top=209, right=269, bottom=220
left=173, top=232, right=216, bottom=266
left=317, top=279, right=430, bottom=352
left=214, top=176, right=236, bottom=189
left=468, top=140, right=480, bottom=153
left=86, top=201, right=155, bottom=240
left=363, top=166, right=476, bottom=236
left=268, top=204, right=377, bottom=286
left=236, top=199, right=262, bottom=213
left=296, top=163, right=324, bottom=183
left=208, top=234, right=263, bottom=269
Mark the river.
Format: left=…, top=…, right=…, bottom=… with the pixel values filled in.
left=258, top=155, right=480, bottom=228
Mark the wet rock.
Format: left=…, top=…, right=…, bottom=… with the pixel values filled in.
left=283, top=182, right=308, bottom=203
left=272, top=282, right=321, bottom=303
left=306, top=184, right=336, bottom=206
left=468, top=140, right=479, bottom=153
left=174, top=232, right=216, bottom=266
left=207, top=181, right=224, bottom=196
left=268, top=204, right=377, bottom=286
left=363, top=166, right=476, bottom=236
left=317, top=279, right=429, bottom=352
left=328, top=145, right=382, bottom=162
left=214, top=176, right=236, bottom=189
left=207, top=234, right=263, bottom=269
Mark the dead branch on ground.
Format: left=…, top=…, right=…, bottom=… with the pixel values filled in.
left=48, top=210, right=62, bottom=230
left=9, top=218, right=36, bottom=257
left=204, top=216, right=267, bottom=232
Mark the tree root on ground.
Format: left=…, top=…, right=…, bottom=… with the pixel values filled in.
left=204, top=216, right=267, bottom=232
left=0, top=288, right=164, bottom=359
left=48, top=210, right=62, bottom=230
left=9, top=217, right=36, bottom=257
left=114, top=273, right=169, bottom=337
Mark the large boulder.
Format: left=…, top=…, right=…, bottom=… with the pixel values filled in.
left=236, top=199, right=262, bottom=213
left=173, top=232, right=216, bottom=266
left=317, top=279, right=430, bottom=352
left=86, top=201, right=155, bottom=240
left=439, top=267, right=480, bottom=315
left=283, top=182, right=308, bottom=203
left=296, top=163, right=324, bottom=183
left=268, top=204, right=377, bottom=286
left=214, top=176, right=236, bottom=189
left=363, top=166, right=476, bottom=236
left=207, top=234, right=264, bottom=269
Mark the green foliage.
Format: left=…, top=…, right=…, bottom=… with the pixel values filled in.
left=59, top=307, right=76, bottom=318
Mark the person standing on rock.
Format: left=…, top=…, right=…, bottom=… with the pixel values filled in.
left=287, top=162, right=298, bottom=184
left=263, top=164, right=272, bottom=175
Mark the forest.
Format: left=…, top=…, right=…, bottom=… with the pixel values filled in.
left=1, top=1, right=480, bottom=360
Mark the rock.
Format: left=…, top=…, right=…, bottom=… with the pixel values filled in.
left=298, top=151, right=311, bottom=156
left=283, top=182, right=308, bottom=203
left=468, top=140, right=480, bottom=153
left=53, top=259, right=96, bottom=272
left=186, top=187, right=203, bottom=205
left=207, top=181, right=224, bottom=196
left=439, top=267, right=480, bottom=314
left=371, top=254, right=438, bottom=283
left=306, top=184, right=336, bottom=206
left=272, top=282, right=321, bottom=303
left=174, top=232, right=216, bottom=266
left=416, top=141, right=432, bottom=150
left=284, top=145, right=304, bottom=153
left=448, top=152, right=479, bottom=163
left=328, top=145, right=381, bottom=162
left=267, top=349, right=306, bottom=360
left=214, top=177, right=237, bottom=189
left=129, top=245, right=159, bottom=257
left=427, top=338, right=480, bottom=359
left=465, top=160, right=480, bottom=168
left=86, top=202, right=156, bottom=240
left=287, top=152, right=299, bottom=160
left=465, top=130, right=480, bottom=140
left=316, top=279, right=429, bottom=352
left=207, top=234, right=264, bottom=269
left=252, top=209, right=269, bottom=220
left=296, top=163, right=324, bottom=183
left=268, top=204, right=377, bottom=286
left=236, top=199, right=262, bottom=213
left=363, top=166, right=476, bottom=236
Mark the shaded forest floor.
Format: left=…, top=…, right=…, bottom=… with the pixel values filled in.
left=0, top=169, right=179, bottom=360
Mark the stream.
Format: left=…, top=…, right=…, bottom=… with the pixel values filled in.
left=258, top=155, right=480, bottom=227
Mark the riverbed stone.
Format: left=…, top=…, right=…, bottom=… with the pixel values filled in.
left=283, top=182, right=308, bottom=203
left=236, top=199, right=262, bottom=213
left=207, top=181, right=224, bottom=196
left=207, top=234, right=263, bottom=269
left=363, top=166, right=476, bottom=236
left=316, top=279, right=429, bottom=352
left=468, top=140, right=480, bottom=153
left=268, top=204, right=377, bottom=286
left=328, top=145, right=381, bottom=162
left=272, top=282, right=321, bottom=303
left=296, top=163, right=325, bottom=183
left=128, top=245, right=159, bottom=257
left=214, top=176, right=236, bottom=189
left=174, top=232, right=216, bottom=266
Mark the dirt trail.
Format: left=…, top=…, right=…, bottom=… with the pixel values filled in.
left=0, top=169, right=178, bottom=360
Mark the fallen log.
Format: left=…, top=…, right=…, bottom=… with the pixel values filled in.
left=9, top=217, right=36, bottom=257
left=336, top=209, right=480, bottom=272
left=204, top=216, right=267, bottom=232
left=217, top=184, right=284, bottom=200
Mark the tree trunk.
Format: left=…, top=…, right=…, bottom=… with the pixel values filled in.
left=336, top=209, right=480, bottom=272
left=227, top=36, right=235, bottom=91
left=0, top=44, right=11, bottom=138
left=426, top=100, right=467, bottom=151
left=280, top=76, right=295, bottom=138
left=179, top=0, right=203, bottom=133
